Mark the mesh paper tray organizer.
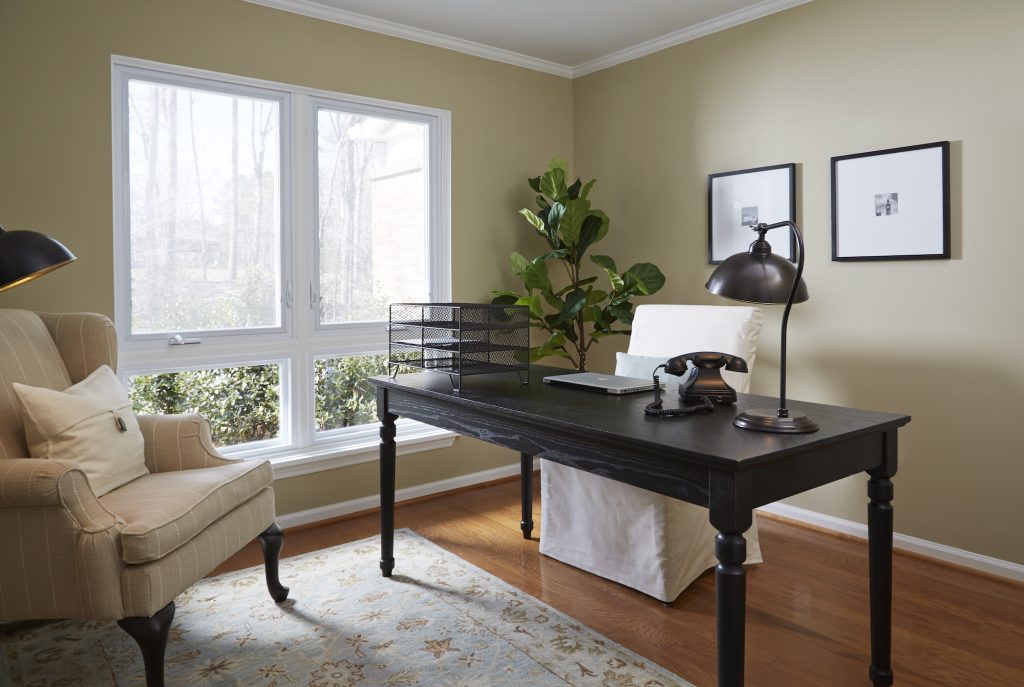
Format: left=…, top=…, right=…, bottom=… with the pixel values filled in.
left=388, top=303, right=530, bottom=391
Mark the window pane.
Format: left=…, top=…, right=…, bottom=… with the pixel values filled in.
left=314, top=354, right=390, bottom=432
left=128, top=364, right=282, bottom=447
left=127, top=79, right=281, bottom=334
left=317, top=110, right=429, bottom=325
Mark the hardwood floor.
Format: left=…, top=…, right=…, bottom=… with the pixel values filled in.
left=216, top=476, right=1024, bottom=687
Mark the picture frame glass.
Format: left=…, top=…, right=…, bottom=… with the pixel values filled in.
left=832, top=143, right=949, bottom=260
left=709, top=165, right=794, bottom=263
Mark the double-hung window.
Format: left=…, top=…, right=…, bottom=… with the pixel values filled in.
left=111, top=57, right=452, bottom=473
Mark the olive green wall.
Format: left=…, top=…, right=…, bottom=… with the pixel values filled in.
left=573, top=0, right=1024, bottom=563
left=0, top=0, right=572, bottom=514
left=4, top=0, right=1022, bottom=565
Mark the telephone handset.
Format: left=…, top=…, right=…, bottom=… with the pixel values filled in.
left=644, top=351, right=748, bottom=418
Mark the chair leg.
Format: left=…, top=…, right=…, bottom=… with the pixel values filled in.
left=118, top=601, right=175, bottom=687
left=258, top=522, right=290, bottom=602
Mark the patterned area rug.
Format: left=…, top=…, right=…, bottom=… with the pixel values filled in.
left=1, top=529, right=692, bottom=686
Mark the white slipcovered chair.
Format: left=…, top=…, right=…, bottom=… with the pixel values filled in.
left=539, top=304, right=765, bottom=601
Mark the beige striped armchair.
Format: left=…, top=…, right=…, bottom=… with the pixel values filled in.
left=0, top=309, right=288, bottom=687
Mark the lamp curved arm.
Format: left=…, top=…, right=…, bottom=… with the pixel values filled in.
left=757, top=220, right=806, bottom=416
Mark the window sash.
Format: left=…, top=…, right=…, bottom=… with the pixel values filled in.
left=111, top=56, right=451, bottom=460
left=113, top=66, right=293, bottom=343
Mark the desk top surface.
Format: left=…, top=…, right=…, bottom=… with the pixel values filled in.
left=371, top=366, right=910, bottom=469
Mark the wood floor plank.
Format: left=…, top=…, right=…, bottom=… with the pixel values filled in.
left=216, top=477, right=1024, bottom=687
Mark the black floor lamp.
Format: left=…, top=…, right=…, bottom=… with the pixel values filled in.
left=0, top=225, right=76, bottom=293
left=706, top=220, right=818, bottom=433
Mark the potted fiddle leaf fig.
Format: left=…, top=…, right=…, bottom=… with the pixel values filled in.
left=493, top=159, right=665, bottom=371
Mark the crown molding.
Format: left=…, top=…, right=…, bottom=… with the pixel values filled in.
left=243, top=0, right=813, bottom=79
left=242, top=0, right=574, bottom=78
left=572, top=0, right=815, bottom=77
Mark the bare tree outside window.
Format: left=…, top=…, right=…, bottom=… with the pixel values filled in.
left=127, top=80, right=281, bottom=334
left=317, top=111, right=429, bottom=324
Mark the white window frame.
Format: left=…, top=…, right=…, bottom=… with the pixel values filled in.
left=111, top=56, right=453, bottom=471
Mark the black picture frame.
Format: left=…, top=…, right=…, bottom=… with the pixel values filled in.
left=831, top=141, right=950, bottom=261
left=707, top=163, right=796, bottom=265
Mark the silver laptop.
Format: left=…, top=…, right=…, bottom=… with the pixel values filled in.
left=542, top=372, right=661, bottom=395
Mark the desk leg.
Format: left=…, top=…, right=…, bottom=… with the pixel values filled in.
left=715, top=531, right=747, bottom=687
left=867, top=467, right=895, bottom=686
left=379, top=411, right=397, bottom=577
left=520, top=453, right=534, bottom=539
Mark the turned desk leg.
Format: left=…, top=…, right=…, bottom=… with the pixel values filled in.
left=715, top=531, right=747, bottom=687
left=520, top=453, right=534, bottom=539
left=379, top=411, right=397, bottom=577
left=868, top=467, right=895, bottom=686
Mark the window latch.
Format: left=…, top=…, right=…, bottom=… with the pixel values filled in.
left=168, top=334, right=202, bottom=346
left=310, top=283, right=324, bottom=311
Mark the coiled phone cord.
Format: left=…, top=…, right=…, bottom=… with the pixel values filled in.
left=644, top=365, right=715, bottom=418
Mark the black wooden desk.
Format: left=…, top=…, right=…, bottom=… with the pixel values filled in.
left=371, top=366, right=910, bottom=687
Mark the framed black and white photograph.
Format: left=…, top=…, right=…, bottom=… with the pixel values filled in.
left=831, top=141, right=950, bottom=261
left=708, top=163, right=796, bottom=264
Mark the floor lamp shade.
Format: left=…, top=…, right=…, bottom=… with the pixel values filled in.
left=0, top=227, right=76, bottom=293
left=705, top=221, right=818, bottom=433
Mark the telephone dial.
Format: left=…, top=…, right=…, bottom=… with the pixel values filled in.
left=644, top=351, right=748, bottom=418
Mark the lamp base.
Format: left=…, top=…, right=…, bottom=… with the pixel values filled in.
left=733, top=408, right=819, bottom=433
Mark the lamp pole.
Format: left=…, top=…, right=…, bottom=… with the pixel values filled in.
left=757, top=220, right=805, bottom=419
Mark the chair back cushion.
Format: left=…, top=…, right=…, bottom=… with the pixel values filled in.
left=0, top=309, right=73, bottom=459
left=625, top=304, right=764, bottom=393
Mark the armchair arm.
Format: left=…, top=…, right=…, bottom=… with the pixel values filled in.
left=0, top=458, right=119, bottom=533
left=136, top=413, right=237, bottom=473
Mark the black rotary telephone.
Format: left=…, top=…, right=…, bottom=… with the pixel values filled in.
left=644, top=352, right=748, bottom=418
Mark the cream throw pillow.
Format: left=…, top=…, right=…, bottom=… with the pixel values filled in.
left=13, top=365, right=148, bottom=496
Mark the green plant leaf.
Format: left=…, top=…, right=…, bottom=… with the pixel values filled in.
left=509, top=252, right=530, bottom=276
left=540, top=167, right=566, bottom=201
left=589, top=209, right=610, bottom=243
left=585, top=289, right=608, bottom=306
left=518, top=208, right=547, bottom=237
left=555, top=276, right=596, bottom=296
left=558, top=197, right=591, bottom=246
left=591, top=254, right=624, bottom=291
left=538, top=249, right=570, bottom=262
left=549, top=158, right=570, bottom=176
left=546, top=202, right=564, bottom=237
left=522, top=259, right=551, bottom=292
left=552, top=288, right=587, bottom=325
left=608, top=302, right=633, bottom=324
left=622, top=263, right=666, bottom=295
left=531, top=330, right=569, bottom=362
left=567, top=178, right=582, bottom=200
left=516, top=294, right=544, bottom=319
left=541, top=288, right=563, bottom=311
left=490, top=291, right=520, bottom=307
left=576, top=213, right=605, bottom=256
left=528, top=176, right=542, bottom=193
left=579, top=179, right=596, bottom=200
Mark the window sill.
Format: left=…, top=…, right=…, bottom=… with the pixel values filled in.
left=267, top=426, right=457, bottom=479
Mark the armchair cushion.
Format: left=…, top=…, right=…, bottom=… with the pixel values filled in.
left=101, top=458, right=272, bottom=564
left=13, top=365, right=147, bottom=496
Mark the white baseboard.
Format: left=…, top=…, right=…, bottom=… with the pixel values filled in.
left=758, top=503, right=1024, bottom=583
left=277, top=460, right=538, bottom=529
left=278, top=468, right=1023, bottom=584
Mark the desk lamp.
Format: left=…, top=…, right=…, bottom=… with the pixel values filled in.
left=705, top=220, right=818, bottom=433
left=0, top=225, right=76, bottom=293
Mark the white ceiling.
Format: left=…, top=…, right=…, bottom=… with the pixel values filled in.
left=245, top=0, right=813, bottom=77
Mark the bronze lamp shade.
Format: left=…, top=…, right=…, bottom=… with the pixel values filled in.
left=706, top=221, right=818, bottom=433
left=0, top=226, right=76, bottom=293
